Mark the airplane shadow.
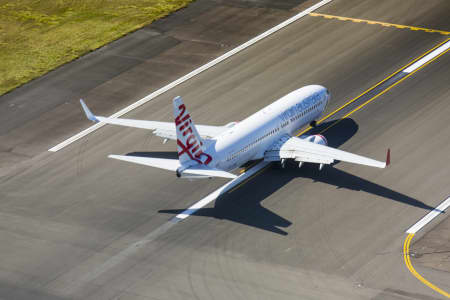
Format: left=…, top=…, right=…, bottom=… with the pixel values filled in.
left=126, top=151, right=178, bottom=159
left=136, top=119, right=435, bottom=236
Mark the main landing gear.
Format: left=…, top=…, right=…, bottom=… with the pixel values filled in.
left=310, top=120, right=317, bottom=127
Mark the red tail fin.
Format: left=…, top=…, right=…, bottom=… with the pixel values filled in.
left=386, top=149, right=391, bottom=167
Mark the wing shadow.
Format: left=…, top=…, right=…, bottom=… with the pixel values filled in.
left=158, top=118, right=434, bottom=235
left=160, top=119, right=358, bottom=235
left=160, top=169, right=297, bottom=235
left=299, top=165, right=437, bottom=211
left=126, top=151, right=178, bottom=159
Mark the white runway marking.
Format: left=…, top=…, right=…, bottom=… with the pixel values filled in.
left=175, top=161, right=270, bottom=219
left=51, top=0, right=337, bottom=292
left=48, top=0, right=333, bottom=152
left=403, top=40, right=450, bottom=73
left=406, top=196, right=450, bottom=234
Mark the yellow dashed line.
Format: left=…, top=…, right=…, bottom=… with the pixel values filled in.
left=227, top=164, right=271, bottom=194
left=403, top=233, right=450, bottom=298
left=312, top=38, right=450, bottom=135
left=230, top=38, right=449, bottom=193
left=310, top=13, right=450, bottom=36
left=240, top=160, right=260, bottom=174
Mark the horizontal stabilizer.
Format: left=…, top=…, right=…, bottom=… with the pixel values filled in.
left=182, top=166, right=237, bottom=179
left=108, top=155, right=180, bottom=171
left=108, top=155, right=236, bottom=179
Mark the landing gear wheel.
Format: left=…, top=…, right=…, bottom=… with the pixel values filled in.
left=310, top=120, right=317, bottom=128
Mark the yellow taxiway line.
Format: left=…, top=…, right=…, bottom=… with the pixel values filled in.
left=296, top=37, right=450, bottom=137
left=403, top=233, right=450, bottom=298
left=310, top=13, right=450, bottom=36
left=315, top=38, right=450, bottom=134
left=234, top=36, right=450, bottom=296
left=232, top=38, right=449, bottom=193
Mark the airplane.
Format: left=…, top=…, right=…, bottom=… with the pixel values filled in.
left=80, top=85, right=390, bottom=179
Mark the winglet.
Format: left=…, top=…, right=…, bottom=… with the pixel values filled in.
left=80, top=99, right=99, bottom=122
left=386, top=148, right=391, bottom=167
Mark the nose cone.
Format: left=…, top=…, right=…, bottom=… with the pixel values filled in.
left=308, top=84, right=326, bottom=92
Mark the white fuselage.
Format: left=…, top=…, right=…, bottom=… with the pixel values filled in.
left=207, top=85, right=329, bottom=171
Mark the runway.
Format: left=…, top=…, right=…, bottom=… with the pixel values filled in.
left=1, top=0, right=450, bottom=299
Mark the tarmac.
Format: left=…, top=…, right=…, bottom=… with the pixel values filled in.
left=0, top=0, right=449, bottom=299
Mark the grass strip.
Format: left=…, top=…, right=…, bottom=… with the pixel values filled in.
left=0, top=0, right=194, bottom=96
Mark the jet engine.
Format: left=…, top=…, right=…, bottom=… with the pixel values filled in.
left=302, top=134, right=328, bottom=146
left=298, top=134, right=328, bottom=171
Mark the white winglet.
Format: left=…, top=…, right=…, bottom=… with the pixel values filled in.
left=80, top=99, right=99, bottom=123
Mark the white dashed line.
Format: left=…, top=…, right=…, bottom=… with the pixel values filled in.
left=175, top=161, right=270, bottom=219
left=406, top=196, right=450, bottom=234
left=403, top=40, right=450, bottom=73
left=49, top=0, right=333, bottom=152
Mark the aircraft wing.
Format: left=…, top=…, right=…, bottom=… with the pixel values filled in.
left=264, top=135, right=389, bottom=168
left=80, top=99, right=227, bottom=140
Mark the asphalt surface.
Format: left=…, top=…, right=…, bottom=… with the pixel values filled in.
left=1, top=0, right=450, bottom=299
left=0, top=0, right=305, bottom=169
left=413, top=214, right=450, bottom=274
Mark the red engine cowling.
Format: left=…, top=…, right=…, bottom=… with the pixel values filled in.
left=303, top=134, right=328, bottom=146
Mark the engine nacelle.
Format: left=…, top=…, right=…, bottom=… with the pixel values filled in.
left=176, top=167, right=211, bottom=179
left=225, top=121, right=238, bottom=128
left=302, top=134, right=328, bottom=146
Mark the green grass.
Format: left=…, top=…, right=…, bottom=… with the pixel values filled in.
left=0, top=0, right=194, bottom=96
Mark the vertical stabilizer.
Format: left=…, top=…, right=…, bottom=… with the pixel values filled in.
left=173, top=96, right=212, bottom=166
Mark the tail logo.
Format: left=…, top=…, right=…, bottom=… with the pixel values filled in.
left=175, top=104, right=212, bottom=165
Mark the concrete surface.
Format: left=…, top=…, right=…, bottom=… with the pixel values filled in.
left=0, top=0, right=449, bottom=299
